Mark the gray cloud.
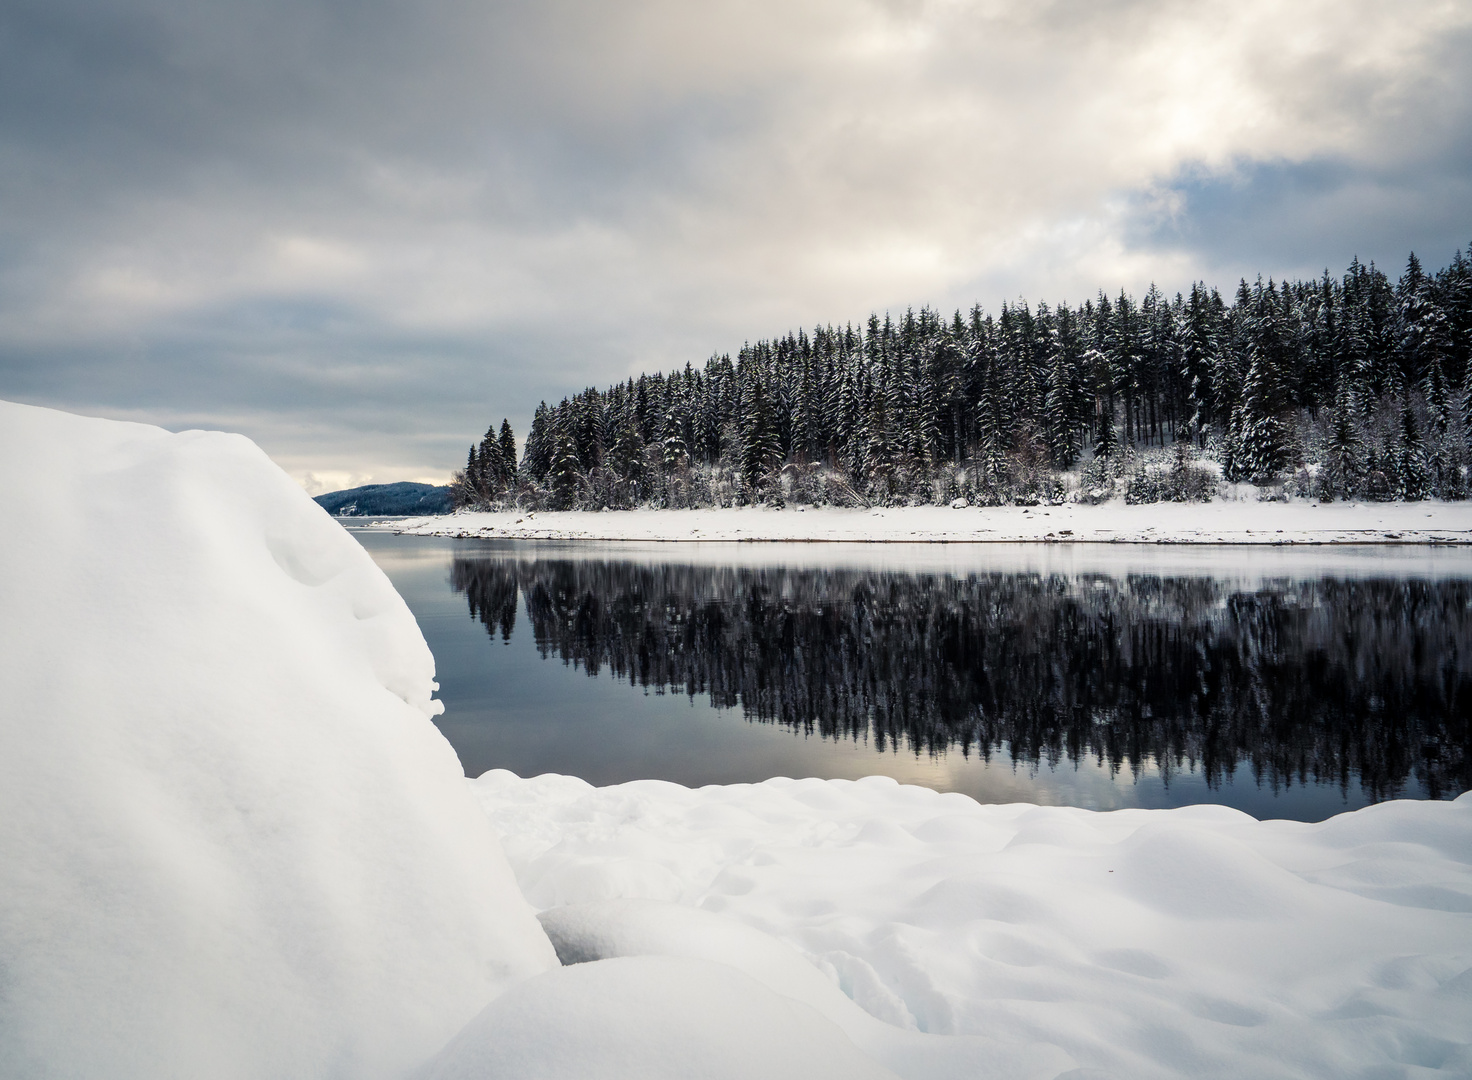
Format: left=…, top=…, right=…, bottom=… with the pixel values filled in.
left=1, top=0, right=1469, bottom=488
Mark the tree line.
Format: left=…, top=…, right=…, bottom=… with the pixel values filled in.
left=455, top=247, right=1472, bottom=510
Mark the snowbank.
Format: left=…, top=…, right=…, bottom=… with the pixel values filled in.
left=390, top=501, right=1472, bottom=545
left=0, top=401, right=556, bottom=1080
left=472, top=770, right=1472, bottom=1080
left=421, top=955, right=901, bottom=1080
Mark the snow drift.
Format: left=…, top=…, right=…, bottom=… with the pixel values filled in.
left=0, top=400, right=557, bottom=1080
left=474, top=771, right=1472, bottom=1080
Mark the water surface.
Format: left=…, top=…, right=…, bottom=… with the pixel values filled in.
left=353, top=532, right=1472, bottom=821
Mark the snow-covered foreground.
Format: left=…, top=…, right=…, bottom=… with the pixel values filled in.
left=473, top=770, right=1472, bottom=1079
left=394, top=500, right=1472, bottom=545
left=4, top=397, right=1471, bottom=1080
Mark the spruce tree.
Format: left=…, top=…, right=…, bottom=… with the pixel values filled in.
left=1043, top=335, right=1077, bottom=468
left=475, top=425, right=502, bottom=494
left=522, top=403, right=554, bottom=480
left=741, top=382, right=781, bottom=496
left=1093, top=400, right=1118, bottom=461
left=1398, top=403, right=1428, bottom=501
left=972, top=333, right=1008, bottom=489
left=498, top=420, right=518, bottom=485
left=453, top=445, right=481, bottom=508
left=549, top=426, right=583, bottom=510
left=1323, top=380, right=1362, bottom=500
left=661, top=402, right=689, bottom=469
left=1462, top=377, right=1472, bottom=454
left=610, top=414, right=646, bottom=501
left=1182, top=283, right=1216, bottom=444
left=1231, top=345, right=1288, bottom=481
left=866, top=398, right=897, bottom=497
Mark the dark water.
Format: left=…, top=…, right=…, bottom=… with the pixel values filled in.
left=353, top=532, right=1472, bottom=821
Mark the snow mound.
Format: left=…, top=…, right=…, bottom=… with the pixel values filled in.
left=419, top=955, right=899, bottom=1080
left=473, top=770, right=1472, bottom=1080
left=533, top=899, right=1067, bottom=1080
left=0, top=401, right=557, bottom=1080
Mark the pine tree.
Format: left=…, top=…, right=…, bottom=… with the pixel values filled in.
left=1043, top=331, right=1077, bottom=468
left=974, top=363, right=1007, bottom=489
left=1230, top=345, right=1288, bottom=482
left=741, top=382, right=781, bottom=495
left=1398, top=403, right=1428, bottom=501
left=548, top=425, right=583, bottom=510
left=1093, top=400, right=1118, bottom=460
left=474, top=424, right=503, bottom=495
left=1182, top=283, right=1217, bottom=444
left=452, top=445, right=481, bottom=508
left=522, top=403, right=554, bottom=480
left=1462, top=377, right=1472, bottom=454
left=866, top=397, right=897, bottom=496
left=497, top=420, right=518, bottom=486
left=1322, top=380, right=1361, bottom=501
left=610, top=412, right=646, bottom=501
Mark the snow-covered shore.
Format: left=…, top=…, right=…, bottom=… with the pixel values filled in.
left=472, top=770, right=1472, bottom=1080
left=391, top=500, right=1472, bottom=545
left=4, top=398, right=1471, bottom=1080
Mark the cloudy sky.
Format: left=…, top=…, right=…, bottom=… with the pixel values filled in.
left=2, top=0, right=1469, bottom=491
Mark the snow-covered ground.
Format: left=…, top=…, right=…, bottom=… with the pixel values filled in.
left=4, top=398, right=1471, bottom=1080
left=472, top=770, right=1472, bottom=1080
left=391, top=500, right=1472, bottom=544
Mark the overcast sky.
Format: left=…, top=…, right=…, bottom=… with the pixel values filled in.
left=2, top=0, right=1469, bottom=491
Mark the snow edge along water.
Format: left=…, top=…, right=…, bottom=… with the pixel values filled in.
left=383, top=501, right=1472, bottom=545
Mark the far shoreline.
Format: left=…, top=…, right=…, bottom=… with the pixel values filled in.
left=364, top=500, right=1472, bottom=546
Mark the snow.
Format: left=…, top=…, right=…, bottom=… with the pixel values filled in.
left=6, top=396, right=1471, bottom=1079
left=471, top=770, right=1472, bottom=1080
left=390, top=500, right=1472, bottom=545
left=0, top=400, right=556, bottom=1080
left=420, top=955, right=901, bottom=1080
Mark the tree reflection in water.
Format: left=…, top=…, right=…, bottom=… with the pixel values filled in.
left=451, top=556, right=1471, bottom=803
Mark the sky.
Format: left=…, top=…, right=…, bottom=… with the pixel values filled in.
left=1, top=0, right=1470, bottom=492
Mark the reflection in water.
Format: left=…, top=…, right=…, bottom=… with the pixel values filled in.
left=452, top=556, right=1472, bottom=803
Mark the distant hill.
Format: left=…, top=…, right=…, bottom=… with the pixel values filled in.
left=313, top=482, right=453, bottom=517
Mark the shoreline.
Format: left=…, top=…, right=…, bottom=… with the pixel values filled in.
left=380, top=500, right=1472, bottom=546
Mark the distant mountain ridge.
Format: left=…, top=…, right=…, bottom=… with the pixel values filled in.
left=313, top=482, right=453, bottom=516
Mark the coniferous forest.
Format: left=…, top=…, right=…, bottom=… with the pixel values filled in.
left=455, top=248, right=1472, bottom=510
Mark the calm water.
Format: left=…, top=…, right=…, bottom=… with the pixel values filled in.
left=352, top=531, right=1472, bottom=821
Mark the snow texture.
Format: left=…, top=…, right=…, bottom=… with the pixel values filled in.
left=472, top=770, right=1472, bottom=1080
left=419, top=955, right=901, bottom=1080
left=392, top=501, right=1472, bottom=545
left=0, top=400, right=557, bottom=1080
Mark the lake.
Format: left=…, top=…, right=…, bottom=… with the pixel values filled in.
left=351, top=531, right=1472, bottom=821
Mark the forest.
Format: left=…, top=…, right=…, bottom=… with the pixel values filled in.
left=450, top=555, right=1471, bottom=801
left=455, top=248, right=1472, bottom=510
